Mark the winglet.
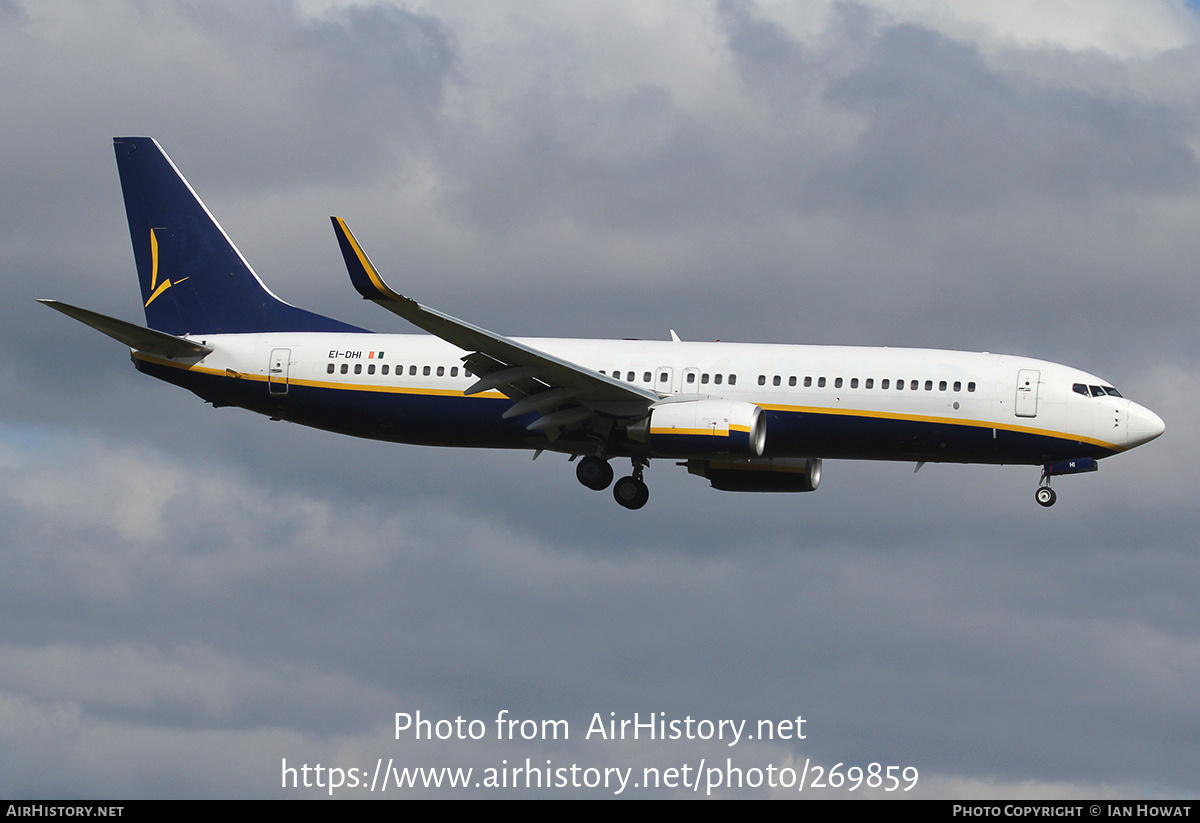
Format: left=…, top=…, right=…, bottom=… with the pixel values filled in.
left=331, top=217, right=410, bottom=303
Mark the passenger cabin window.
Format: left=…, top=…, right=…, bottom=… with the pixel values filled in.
left=865, top=378, right=874, bottom=389
left=818, top=377, right=826, bottom=388
left=773, top=375, right=781, bottom=386
left=789, top=376, right=797, bottom=387
left=758, top=375, right=766, bottom=386
left=967, top=382, right=976, bottom=392
left=850, top=378, right=858, bottom=388
left=327, top=364, right=335, bottom=374
left=660, top=373, right=669, bottom=384
left=804, top=376, right=812, bottom=387
left=687, top=373, right=696, bottom=384
left=423, top=366, right=431, bottom=376
left=714, top=374, right=723, bottom=385
left=728, top=375, right=737, bottom=386
left=954, top=381, right=962, bottom=392
left=354, top=364, right=362, bottom=375
left=702, top=374, right=710, bottom=384
left=881, top=379, right=889, bottom=389
left=643, top=372, right=651, bottom=382
left=834, top=377, right=843, bottom=388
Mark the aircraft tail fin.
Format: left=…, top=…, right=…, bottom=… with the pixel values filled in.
left=113, top=137, right=365, bottom=335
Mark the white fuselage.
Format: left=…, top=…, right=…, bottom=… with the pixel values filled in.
left=135, top=331, right=1164, bottom=463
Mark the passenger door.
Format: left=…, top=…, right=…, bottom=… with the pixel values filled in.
left=1015, top=369, right=1039, bottom=418
left=268, top=348, right=291, bottom=395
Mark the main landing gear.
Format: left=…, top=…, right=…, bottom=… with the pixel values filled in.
left=612, top=458, right=650, bottom=510
left=575, top=455, right=614, bottom=491
left=574, top=455, right=650, bottom=510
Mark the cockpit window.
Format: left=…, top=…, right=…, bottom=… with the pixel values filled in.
left=1075, top=382, right=1123, bottom=398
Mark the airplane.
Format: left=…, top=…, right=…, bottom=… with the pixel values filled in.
left=40, top=137, right=1165, bottom=510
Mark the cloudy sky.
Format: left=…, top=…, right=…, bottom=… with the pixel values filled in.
left=2, top=0, right=1198, bottom=799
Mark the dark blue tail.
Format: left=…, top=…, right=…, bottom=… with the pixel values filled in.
left=113, top=137, right=365, bottom=335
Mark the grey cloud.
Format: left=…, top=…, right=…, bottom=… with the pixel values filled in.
left=441, top=83, right=743, bottom=232
left=0, top=0, right=455, bottom=202
left=819, top=24, right=1199, bottom=209
left=164, top=0, right=457, bottom=187
left=717, top=2, right=1200, bottom=212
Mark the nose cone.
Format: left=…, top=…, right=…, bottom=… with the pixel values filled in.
left=1127, top=403, right=1165, bottom=448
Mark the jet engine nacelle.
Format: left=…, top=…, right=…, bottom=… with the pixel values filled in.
left=627, top=398, right=766, bottom=458
left=687, top=457, right=822, bottom=493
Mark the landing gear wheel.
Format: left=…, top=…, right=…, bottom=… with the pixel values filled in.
left=1035, top=486, right=1057, bottom=507
left=576, top=456, right=614, bottom=490
left=613, top=476, right=650, bottom=510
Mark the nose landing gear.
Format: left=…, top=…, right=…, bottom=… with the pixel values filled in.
left=1035, top=457, right=1098, bottom=508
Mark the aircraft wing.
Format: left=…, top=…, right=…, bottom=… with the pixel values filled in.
left=331, top=218, right=656, bottom=436
left=38, top=299, right=213, bottom=358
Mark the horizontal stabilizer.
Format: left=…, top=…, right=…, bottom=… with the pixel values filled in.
left=38, top=299, right=213, bottom=358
